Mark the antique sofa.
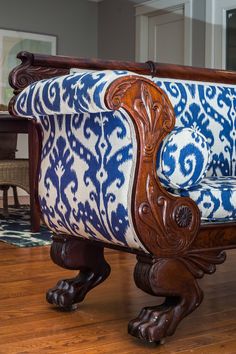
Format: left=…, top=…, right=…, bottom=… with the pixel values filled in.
left=8, top=52, right=236, bottom=344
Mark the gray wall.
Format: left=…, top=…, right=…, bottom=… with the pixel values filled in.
left=98, top=0, right=136, bottom=61
left=0, top=0, right=98, bottom=194
left=0, top=0, right=206, bottom=195
left=192, top=0, right=206, bottom=67
left=0, top=0, right=98, bottom=57
left=98, top=0, right=206, bottom=67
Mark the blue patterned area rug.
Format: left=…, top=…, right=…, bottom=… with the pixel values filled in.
left=0, top=206, right=52, bottom=247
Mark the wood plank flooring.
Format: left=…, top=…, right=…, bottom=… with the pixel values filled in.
left=0, top=238, right=236, bottom=353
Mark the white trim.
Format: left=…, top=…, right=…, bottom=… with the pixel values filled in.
left=205, top=0, right=236, bottom=69
left=205, top=0, right=215, bottom=68
left=135, top=0, right=193, bottom=65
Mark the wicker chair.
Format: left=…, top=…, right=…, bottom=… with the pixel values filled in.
left=0, top=133, right=29, bottom=216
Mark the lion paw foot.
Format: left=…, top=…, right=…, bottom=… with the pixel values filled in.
left=46, top=278, right=86, bottom=311
left=128, top=304, right=176, bottom=343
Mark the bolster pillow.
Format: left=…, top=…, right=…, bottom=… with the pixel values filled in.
left=157, top=127, right=211, bottom=189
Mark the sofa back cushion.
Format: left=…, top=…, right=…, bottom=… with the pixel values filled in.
left=150, top=77, right=236, bottom=177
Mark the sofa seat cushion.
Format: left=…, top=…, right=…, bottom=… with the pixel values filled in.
left=170, top=176, right=236, bottom=221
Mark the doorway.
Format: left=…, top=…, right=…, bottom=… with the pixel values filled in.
left=135, top=0, right=193, bottom=65
left=148, top=7, right=184, bottom=64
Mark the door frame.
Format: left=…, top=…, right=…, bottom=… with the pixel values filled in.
left=135, top=0, right=193, bottom=65
left=205, top=0, right=236, bottom=69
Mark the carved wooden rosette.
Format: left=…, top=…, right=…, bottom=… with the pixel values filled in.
left=105, top=76, right=201, bottom=257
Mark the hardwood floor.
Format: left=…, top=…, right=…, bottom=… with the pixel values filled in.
left=0, top=235, right=236, bottom=353
left=0, top=196, right=235, bottom=352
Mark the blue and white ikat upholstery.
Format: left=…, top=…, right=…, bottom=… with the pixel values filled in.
left=152, top=77, right=236, bottom=177
left=14, top=70, right=148, bottom=252
left=14, top=70, right=134, bottom=116
left=170, top=176, right=236, bottom=221
left=13, top=70, right=236, bottom=252
left=157, top=127, right=211, bottom=189
left=152, top=77, right=236, bottom=221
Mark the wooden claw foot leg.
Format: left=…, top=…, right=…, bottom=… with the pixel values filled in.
left=46, top=235, right=111, bottom=311
left=128, top=256, right=204, bottom=343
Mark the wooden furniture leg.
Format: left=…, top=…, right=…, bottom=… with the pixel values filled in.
left=128, top=251, right=226, bottom=343
left=28, top=120, right=41, bottom=232
left=2, top=185, right=9, bottom=217
left=46, top=235, right=111, bottom=311
left=12, top=185, right=20, bottom=208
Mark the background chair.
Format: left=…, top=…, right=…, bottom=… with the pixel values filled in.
left=0, top=132, right=29, bottom=216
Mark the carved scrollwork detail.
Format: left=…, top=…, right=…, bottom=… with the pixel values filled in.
left=9, top=51, right=68, bottom=94
left=106, top=76, right=201, bottom=257
left=109, top=79, right=175, bottom=160
left=8, top=51, right=68, bottom=115
left=109, top=78, right=137, bottom=109
left=133, top=83, right=175, bottom=160
left=141, top=174, right=200, bottom=256
left=181, top=249, right=227, bottom=278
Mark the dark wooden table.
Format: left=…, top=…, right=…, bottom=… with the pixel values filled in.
left=0, top=114, right=40, bottom=232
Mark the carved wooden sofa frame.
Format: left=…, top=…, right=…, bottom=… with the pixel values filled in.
left=8, top=51, right=236, bottom=344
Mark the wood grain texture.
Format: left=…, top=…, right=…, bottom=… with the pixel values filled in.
left=106, top=75, right=201, bottom=257
left=9, top=51, right=236, bottom=91
left=27, top=119, right=41, bottom=232
left=0, top=242, right=235, bottom=354
left=46, top=235, right=111, bottom=311
left=8, top=51, right=236, bottom=115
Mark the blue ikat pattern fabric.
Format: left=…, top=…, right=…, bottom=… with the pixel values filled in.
left=152, top=78, right=236, bottom=177
left=152, top=77, right=236, bottom=222
left=14, top=70, right=133, bottom=116
left=38, top=111, right=144, bottom=249
left=13, top=70, right=236, bottom=250
left=169, top=176, right=236, bottom=221
left=14, top=70, right=148, bottom=251
left=157, top=127, right=211, bottom=189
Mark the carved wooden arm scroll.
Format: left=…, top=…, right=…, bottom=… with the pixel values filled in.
left=105, top=76, right=201, bottom=257
left=8, top=52, right=69, bottom=116
left=9, top=51, right=69, bottom=96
